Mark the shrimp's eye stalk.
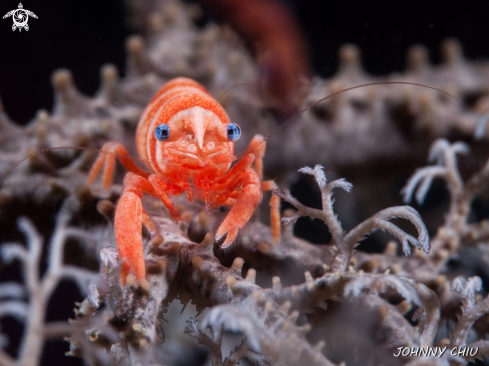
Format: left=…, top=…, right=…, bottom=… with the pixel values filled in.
left=227, top=123, right=241, bottom=141
left=155, top=124, right=170, bottom=141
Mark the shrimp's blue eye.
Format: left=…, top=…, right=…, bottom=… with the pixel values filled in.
left=155, top=124, right=170, bottom=141
left=227, top=123, right=241, bottom=141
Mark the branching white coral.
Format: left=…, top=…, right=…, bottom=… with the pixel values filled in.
left=0, top=207, right=98, bottom=366
left=402, top=138, right=489, bottom=259
left=344, top=274, right=422, bottom=306
left=185, top=310, right=269, bottom=366
left=402, top=139, right=468, bottom=204
left=200, top=305, right=268, bottom=353
left=274, top=165, right=430, bottom=272
left=449, top=276, right=489, bottom=348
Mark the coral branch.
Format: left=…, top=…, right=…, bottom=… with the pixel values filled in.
left=0, top=283, right=25, bottom=299
left=184, top=318, right=223, bottom=364
left=449, top=276, right=489, bottom=347
left=0, top=199, right=101, bottom=366
left=344, top=206, right=430, bottom=257
left=406, top=279, right=441, bottom=347
left=344, top=274, right=422, bottom=306
left=276, top=166, right=429, bottom=272
left=402, top=139, right=468, bottom=204
left=403, top=138, right=489, bottom=266
left=402, top=166, right=447, bottom=204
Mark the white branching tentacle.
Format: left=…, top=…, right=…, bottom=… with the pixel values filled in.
left=184, top=318, right=223, bottom=366
left=0, top=301, right=29, bottom=320
left=451, top=276, right=482, bottom=307
left=402, top=166, right=446, bottom=204
left=344, top=274, right=422, bottom=306
left=275, top=187, right=322, bottom=226
left=0, top=282, right=25, bottom=299
left=297, top=165, right=352, bottom=242
left=100, top=246, right=119, bottom=268
left=403, top=139, right=469, bottom=205
left=298, top=164, right=327, bottom=187
left=17, top=213, right=67, bottom=366
left=200, top=305, right=268, bottom=353
left=0, top=243, right=28, bottom=265
left=0, top=199, right=99, bottom=366
left=45, top=211, right=71, bottom=282
left=431, top=140, right=468, bottom=193
left=449, top=276, right=489, bottom=347
left=403, top=138, right=489, bottom=258
left=343, top=206, right=430, bottom=256
left=17, top=217, right=43, bottom=296
left=320, top=178, right=352, bottom=242
left=275, top=166, right=429, bottom=273
left=406, top=279, right=441, bottom=348
left=188, top=304, right=309, bottom=366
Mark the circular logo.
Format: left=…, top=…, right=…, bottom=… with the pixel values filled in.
left=12, top=9, right=28, bottom=28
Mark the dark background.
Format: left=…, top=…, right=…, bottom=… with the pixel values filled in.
left=0, top=0, right=488, bottom=125
left=0, top=0, right=489, bottom=365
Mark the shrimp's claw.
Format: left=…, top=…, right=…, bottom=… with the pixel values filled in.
left=216, top=170, right=262, bottom=248
left=114, top=173, right=181, bottom=286
left=115, top=191, right=146, bottom=285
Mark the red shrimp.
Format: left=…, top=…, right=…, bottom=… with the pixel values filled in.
left=1, top=78, right=456, bottom=285
left=86, top=77, right=280, bottom=284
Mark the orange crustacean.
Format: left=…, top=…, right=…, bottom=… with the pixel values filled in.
left=0, top=76, right=455, bottom=287
left=87, top=77, right=281, bottom=285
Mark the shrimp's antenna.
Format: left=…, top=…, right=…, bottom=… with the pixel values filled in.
left=218, top=83, right=253, bottom=103
left=236, top=81, right=459, bottom=158
left=0, top=146, right=154, bottom=191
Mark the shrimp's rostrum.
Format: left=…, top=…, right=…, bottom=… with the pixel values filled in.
left=87, top=77, right=280, bottom=285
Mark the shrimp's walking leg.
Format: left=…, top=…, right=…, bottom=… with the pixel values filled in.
left=115, top=173, right=183, bottom=285
left=87, top=141, right=150, bottom=189
left=249, top=134, right=281, bottom=244
left=248, top=134, right=266, bottom=179
left=216, top=169, right=262, bottom=248
left=262, top=180, right=281, bottom=244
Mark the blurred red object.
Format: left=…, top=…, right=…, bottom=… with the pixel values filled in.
left=202, top=0, right=309, bottom=109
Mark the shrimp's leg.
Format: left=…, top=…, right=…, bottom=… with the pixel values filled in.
left=116, top=190, right=145, bottom=285
left=215, top=169, right=262, bottom=248
left=262, top=180, right=281, bottom=244
left=212, top=154, right=255, bottom=207
left=87, top=141, right=150, bottom=189
left=249, top=134, right=281, bottom=244
left=216, top=153, right=255, bottom=184
left=115, top=173, right=183, bottom=285
left=248, top=134, right=266, bottom=179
